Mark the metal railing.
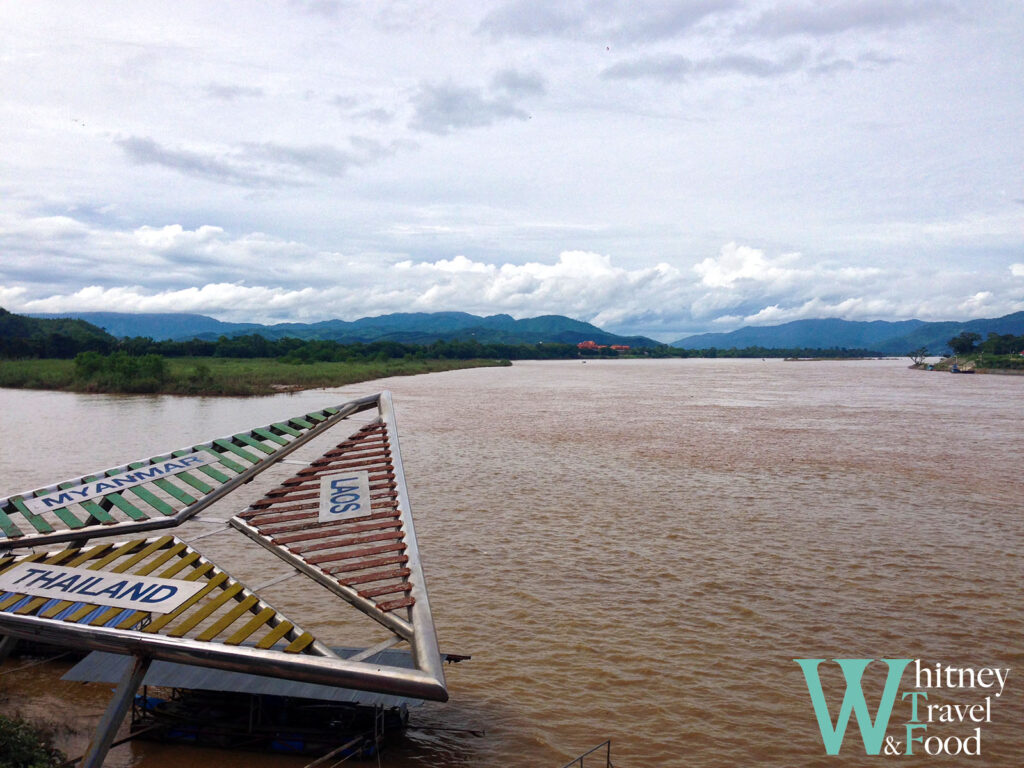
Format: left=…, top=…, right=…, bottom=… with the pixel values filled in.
left=558, top=740, right=613, bottom=768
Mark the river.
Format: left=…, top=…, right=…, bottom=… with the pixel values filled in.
left=1, top=359, right=1021, bottom=766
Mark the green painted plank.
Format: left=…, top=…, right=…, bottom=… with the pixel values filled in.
left=51, top=507, right=86, bottom=529
left=194, top=445, right=245, bottom=474
left=197, top=464, right=231, bottom=483
left=127, top=486, right=176, bottom=516
left=106, top=493, right=150, bottom=521
left=253, top=427, right=289, bottom=446
left=48, top=479, right=102, bottom=527
left=122, top=460, right=195, bottom=507
left=0, top=509, right=24, bottom=539
left=306, top=411, right=328, bottom=423
left=213, top=439, right=260, bottom=465
left=171, top=471, right=214, bottom=495
left=172, top=449, right=232, bottom=483
left=80, top=500, right=115, bottom=525
left=152, top=478, right=196, bottom=505
left=271, top=422, right=302, bottom=437
left=233, top=433, right=276, bottom=455
left=10, top=499, right=54, bottom=534
left=289, top=416, right=314, bottom=429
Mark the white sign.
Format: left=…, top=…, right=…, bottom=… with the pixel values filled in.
left=318, top=470, right=373, bottom=523
left=22, top=454, right=219, bottom=514
left=0, top=563, right=206, bottom=613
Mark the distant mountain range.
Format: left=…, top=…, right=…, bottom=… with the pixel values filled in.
left=27, top=311, right=660, bottom=348
left=20, top=309, right=1024, bottom=354
left=673, top=312, right=1024, bottom=355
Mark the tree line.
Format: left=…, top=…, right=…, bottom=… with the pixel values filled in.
left=0, top=329, right=890, bottom=363
left=947, top=331, right=1024, bottom=356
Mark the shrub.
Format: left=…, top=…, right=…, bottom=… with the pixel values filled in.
left=0, top=715, right=66, bottom=768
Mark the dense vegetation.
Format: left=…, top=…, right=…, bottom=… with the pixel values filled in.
left=0, top=356, right=508, bottom=396
left=0, top=307, right=115, bottom=358
left=0, top=714, right=65, bottom=768
left=1, top=307, right=889, bottom=362
left=939, top=332, right=1024, bottom=371
left=948, top=331, right=1024, bottom=357
left=0, top=307, right=907, bottom=395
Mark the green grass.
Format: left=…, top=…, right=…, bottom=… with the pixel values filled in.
left=0, top=356, right=509, bottom=396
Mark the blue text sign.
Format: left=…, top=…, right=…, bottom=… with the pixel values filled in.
left=22, top=454, right=219, bottom=515
left=318, top=470, right=372, bottom=523
left=0, top=563, right=206, bottom=613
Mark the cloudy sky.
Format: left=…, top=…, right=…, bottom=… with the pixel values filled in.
left=1, top=1, right=1022, bottom=340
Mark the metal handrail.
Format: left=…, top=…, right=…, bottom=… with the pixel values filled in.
left=558, top=740, right=612, bottom=768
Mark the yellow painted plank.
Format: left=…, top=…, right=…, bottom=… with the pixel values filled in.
left=87, top=606, right=125, bottom=626
left=141, top=571, right=229, bottom=634
left=194, top=594, right=260, bottom=641
left=155, top=552, right=203, bottom=579
left=254, top=619, right=295, bottom=649
left=131, top=542, right=188, bottom=576
left=284, top=632, right=316, bottom=654
left=223, top=606, right=276, bottom=646
left=0, top=551, right=48, bottom=575
left=91, top=538, right=172, bottom=572
left=167, top=582, right=245, bottom=637
left=111, top=555, right=212, bottom=629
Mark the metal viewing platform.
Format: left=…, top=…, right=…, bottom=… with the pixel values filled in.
left=0, top=392, right=448, bottom=767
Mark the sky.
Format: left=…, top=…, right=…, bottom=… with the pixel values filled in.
left=1, top=1, right=1022, bottom=342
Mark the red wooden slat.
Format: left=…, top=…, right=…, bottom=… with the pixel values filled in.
left=339, top=567, right=411, bottom=586
left=272, top=517, right=401, bottom=546
left=290, top=529, right=404, bottom=555
left=307, top=541, right=405, bottom=566
left=378, top=596, right=415, bottom=612
left=280, top=460, right=391, bottom=487
left=359, top=582, right=412, bottom=599
left=259, top=509, right=399, bottom=537
left=326, top=554, right=408, bottom=574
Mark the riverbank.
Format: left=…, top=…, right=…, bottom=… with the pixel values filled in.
left=911, top=356, right=1024, bottom=375
left=0, top=356, right=510, bottom=396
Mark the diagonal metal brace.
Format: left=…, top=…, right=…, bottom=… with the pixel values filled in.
left=82, top=654, right=151, bottom=768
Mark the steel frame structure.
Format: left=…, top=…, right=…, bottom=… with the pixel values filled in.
left=0, top=392, right=448, bottom=767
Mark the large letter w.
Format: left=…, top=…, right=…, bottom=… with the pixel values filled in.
left=794, top=658, right=911, bottom=755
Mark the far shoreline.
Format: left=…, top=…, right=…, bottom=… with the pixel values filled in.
left=0, top=357, right=510, bottom=397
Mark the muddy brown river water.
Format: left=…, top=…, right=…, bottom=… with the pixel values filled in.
left=1, top=359, right=1021, bottom=766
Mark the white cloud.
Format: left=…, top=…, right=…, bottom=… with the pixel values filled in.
left=3, top=212, right=1024, bottom=341
left=16, top=284, right=320, bottom=317
left=0, top=2, right=1022, bottom=339
left=409, top=76, right=541, bottom=135
left=692, top=243, right=803, bottom=288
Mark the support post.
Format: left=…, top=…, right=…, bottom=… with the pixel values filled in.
left=82, top=654, right=151, bottom=768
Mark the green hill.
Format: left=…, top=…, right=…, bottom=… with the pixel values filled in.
left=0, top=308, right=116, bottom=357
left=28, top=310, right=659, bottom=348
left=673, top=313, right=1024, bottom=354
